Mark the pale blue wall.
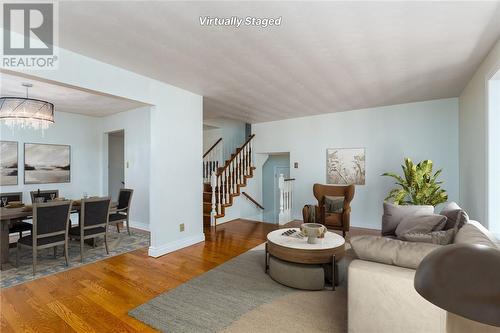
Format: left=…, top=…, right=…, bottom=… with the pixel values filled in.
left=252, top=98, right=459, bottom=230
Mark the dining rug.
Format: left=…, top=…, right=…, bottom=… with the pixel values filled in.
left=1, top=228, right=150, bottom=288
left=129, top=245, right=347, bottom=333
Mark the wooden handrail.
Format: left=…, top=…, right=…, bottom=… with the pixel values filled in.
left=242, top=192, right=264, bottom=210
left=203, top=138, right=223, bottom=158
left=284, top=178, right=295, bottom=182
left=217, top=134, right=255, bottom=175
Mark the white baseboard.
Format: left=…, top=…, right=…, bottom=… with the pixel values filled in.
left=148, top=233, right=205, bottom=258
left=129, top=220, right=150, bottom=231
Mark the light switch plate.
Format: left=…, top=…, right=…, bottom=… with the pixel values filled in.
left=179, top=223, right=185, bottom=232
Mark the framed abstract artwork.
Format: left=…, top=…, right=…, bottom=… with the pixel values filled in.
left=24, top=143, right=71, bottom=184
left=0, top=141, right=18, bottom=185
left=326, top=148, right=365, bottom=185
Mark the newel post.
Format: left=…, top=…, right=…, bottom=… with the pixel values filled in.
left=278, top=173, right=285, bottom=225
left=210, top=171, right=217, bottom=226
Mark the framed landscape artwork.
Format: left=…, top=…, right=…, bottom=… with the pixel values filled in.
left=326, top=148, right=366, bottom=185
left=0, top=141, right=18, bottom=186
left=24, top=143, right=71, bottom=184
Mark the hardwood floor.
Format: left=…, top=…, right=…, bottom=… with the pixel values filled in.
left=0, top=220, right=379, bottom=332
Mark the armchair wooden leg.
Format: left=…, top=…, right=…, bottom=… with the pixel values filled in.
left=53, top=246, right=57, bottom=258
left=126, top=218, right=131, bottom=236
left=116, top=224, right=120, bottom=233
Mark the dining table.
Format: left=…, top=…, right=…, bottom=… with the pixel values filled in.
left=0, top=200, right=117, bottom=270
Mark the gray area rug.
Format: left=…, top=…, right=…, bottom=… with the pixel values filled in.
left=129, top=246, right=347, bottom=332
left=1, top=228, right=150, bottom=288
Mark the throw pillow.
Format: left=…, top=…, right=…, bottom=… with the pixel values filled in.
left=440, top=202, right=469, bottom=230
left=395, top=214, right=448, bottom=238
left=400, top=229, right=456, bottom=245
left=381, top=202, right=434, bottom=236
left=350, top=235, right=441, bottom=269
left=324, top=195, right=344, bottom=213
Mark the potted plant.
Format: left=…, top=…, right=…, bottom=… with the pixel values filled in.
left=382, top=158, right=448, bottom=206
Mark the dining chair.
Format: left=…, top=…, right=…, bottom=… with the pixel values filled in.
left=30, top=190, right=59, bottom=203
left=108, top=189, right=133, bottom=235
left=16, top=200, right=72, bottom=275
left=69, top=197, right=111, bottom=263
left=1, top=192, right=32, bottom=239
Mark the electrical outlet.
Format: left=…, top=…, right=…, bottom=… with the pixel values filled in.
left=179, top=223, right=185, bottom=232
left=294, top=162, right=299, bottom=168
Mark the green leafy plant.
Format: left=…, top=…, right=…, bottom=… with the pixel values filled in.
left=382, top=158, right=448, bottom=206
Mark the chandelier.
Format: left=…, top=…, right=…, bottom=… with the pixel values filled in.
left=0, top=83, right=54, bottom=130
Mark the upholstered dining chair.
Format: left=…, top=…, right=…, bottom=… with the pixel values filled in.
left=30, top=190, right=59, bottom=203
left=16, top=200, right=72, bottom=275
left=69, top=197, right=111, bottom=263
left=108, top=188, right=133, bottom=235
left=1, top=192, right=33, bottom=239
left=302, top=183, right=355, bottom=237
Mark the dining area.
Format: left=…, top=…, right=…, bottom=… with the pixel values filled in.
left=0, top=188, right=145, bottom=287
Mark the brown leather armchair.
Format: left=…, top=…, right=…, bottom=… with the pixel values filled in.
left=302, top=183, right=355, bottom=237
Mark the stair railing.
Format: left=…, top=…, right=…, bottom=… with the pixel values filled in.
left=278, top=175, right=295, bottom=225
left=203, top=138, right=223, bottom=183
left=241, top=191, right=264, bottom=210
left=210, top=134, right=255, bottom=225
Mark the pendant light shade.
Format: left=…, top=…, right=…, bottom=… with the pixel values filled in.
left=0, top=83, right=54, bottom=130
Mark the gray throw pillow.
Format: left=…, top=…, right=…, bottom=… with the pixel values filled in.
left=400, top=229, right=456, bottom=245
left=324, top=195, right=344, bottom=213
left=350, top=235, right=441, bottom=269
left=395, top=214, right=448, bottom=238
left=381, top=202, right=434, bottom=236
left=440, top=202, right=469, bottom=230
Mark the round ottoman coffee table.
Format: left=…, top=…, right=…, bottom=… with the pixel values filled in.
left=265, top=228, right=345, bottom=290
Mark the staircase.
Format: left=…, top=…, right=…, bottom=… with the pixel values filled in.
left=203, top=135, right=256, bottom=227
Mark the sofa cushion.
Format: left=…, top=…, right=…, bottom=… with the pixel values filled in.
left=382, top=202, right=434, bottom=236
left=324, top=213, right=342, bottom=227
left=440, top=202, right=469, bottom=230
left=454, top=220, right=499, bottom=248
left=395, top=214, right=447, bottom=238
left=400, top=229, right=456, bottom=245
left=350, top=235, right=441, bottom=269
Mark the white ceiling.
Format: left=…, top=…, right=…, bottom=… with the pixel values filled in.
left=56, top=1, right=500, bottom=123
left=0, top=72, right=146, bottom=117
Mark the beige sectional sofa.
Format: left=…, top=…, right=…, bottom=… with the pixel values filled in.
left=347, top=220, right=500, bottom=333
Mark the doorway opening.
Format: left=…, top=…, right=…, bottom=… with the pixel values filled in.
left=108, top=130, right=125, bottom=201
left=262, top=153, right=290, bottom=223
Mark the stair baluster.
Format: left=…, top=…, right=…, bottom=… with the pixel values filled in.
left=239, top=150, right=243, bottom=184
left=210, top=171, right=217, bottom=226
